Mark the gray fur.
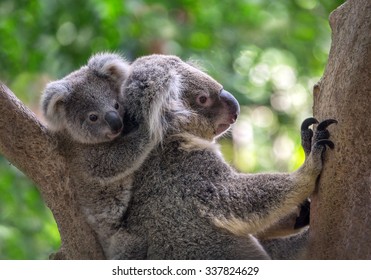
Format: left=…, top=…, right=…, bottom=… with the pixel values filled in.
left=112, top=54, right=332, bottom=259
left=260, top=227, right=309, bottom=260
left=41, top=53, right=157, bottom=258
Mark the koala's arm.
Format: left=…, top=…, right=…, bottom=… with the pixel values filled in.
left=209, top=167, right=316, bottom=235
left=197, top=122, right=335, bottom=236
left=253, top=119, right=322, bottom=238
left=83, top=124, right=154, bottom=182
left=257, top=118, right=338, bottom=238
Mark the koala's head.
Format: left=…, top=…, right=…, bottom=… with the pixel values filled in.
left=122, top=54, right=240, bottom=142
left=41, top=53, right=130, bottom=144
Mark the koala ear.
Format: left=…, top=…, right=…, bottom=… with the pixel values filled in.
left=186, top=59, right=207, bottom=73
left=41, top=81, right=70, bottom=131
left=88, top=52, right=130, bottom=84
left=148, top=70, right=190, bottom=143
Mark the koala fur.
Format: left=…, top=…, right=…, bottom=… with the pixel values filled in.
left=111, top=54, right=335, bottom=259
left=41, top=53, right=157, bottom=258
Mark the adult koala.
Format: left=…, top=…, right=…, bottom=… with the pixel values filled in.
left=111, top=54, right=335, bottom=260
left=41, top=53, right=157, bottom=258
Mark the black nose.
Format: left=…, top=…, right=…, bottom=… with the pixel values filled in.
left=105, top=111, right=123, bottom=132
left=220, top=89, right=240, bottom=121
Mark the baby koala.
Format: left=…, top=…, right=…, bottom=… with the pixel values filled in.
left=41, top=53, right=156, bottom=258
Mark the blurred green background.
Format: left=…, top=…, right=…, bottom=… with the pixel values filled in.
left=0, top=0, right=343, bottom=259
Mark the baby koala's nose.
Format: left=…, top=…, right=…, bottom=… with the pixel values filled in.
left=105, top=111, right=123, bottom=132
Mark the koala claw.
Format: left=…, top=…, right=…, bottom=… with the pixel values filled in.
left=301, top=117, right=318, bottom=131
left=314, top=139, right=335, bottom=150
left=301, top=117, right=319, bottom=157
left=317, top=119, right=338, bottom=131
left=314, top=119, right=337, bottom=143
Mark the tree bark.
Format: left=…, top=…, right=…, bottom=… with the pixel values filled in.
left=308, top=0, right=371, bottom=259
left=0, top=83, right=105, bottom=259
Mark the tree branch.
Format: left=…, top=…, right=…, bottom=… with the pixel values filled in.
left=0, top=82, right=105, bottom=259
left=0, top=83, right=55, bottom=187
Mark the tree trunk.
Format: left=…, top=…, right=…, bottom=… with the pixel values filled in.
left=0, top=83, right=105, bottom=259
left=308, top=0, right=371, bottom=259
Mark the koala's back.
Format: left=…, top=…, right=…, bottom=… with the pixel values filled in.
left=126, top=141, right=269, bottom=259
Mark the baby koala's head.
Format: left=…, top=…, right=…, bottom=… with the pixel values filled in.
left=41, top=53, right=130, bottom=144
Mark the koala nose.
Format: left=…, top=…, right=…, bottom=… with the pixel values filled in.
left=220, top=90, right=240, bottom=122
left=105, top=111, right=123, bottom=132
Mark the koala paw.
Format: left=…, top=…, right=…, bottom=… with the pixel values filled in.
left=301, top=118, right=337, bottom=157
left=302, top=118, right=336, bottom=177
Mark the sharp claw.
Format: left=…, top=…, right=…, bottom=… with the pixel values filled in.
left=317, top=119, right=338, bottom=131
left=315, top=139, right=335, bottom=149
left=301, top=117, right=318, bottom=130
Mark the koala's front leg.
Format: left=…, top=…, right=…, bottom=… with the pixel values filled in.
left=262, top=118, right=320, bottom=235
left=212, top=121, right=336, bottom=236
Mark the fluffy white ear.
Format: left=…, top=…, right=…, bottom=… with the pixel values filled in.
left=148, top=70, right=190, bottom=143
left=41, top=81, right=70, bottom=131
left=88, top=52, right=130, bottom=83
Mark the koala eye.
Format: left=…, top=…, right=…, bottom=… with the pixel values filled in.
left=89, top=114, right=98, bottom=122
left=199, top=96, right=207, bottom=104
left=114, top=103, right=120, bottom=110
left=196, top=95, right=210, bottom=106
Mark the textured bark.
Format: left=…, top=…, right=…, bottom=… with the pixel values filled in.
left=308, top=0, right=371, bottom=259
left=0, top=83, right=105, bottom=259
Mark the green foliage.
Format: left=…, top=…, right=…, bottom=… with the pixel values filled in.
left=0, top=158, right=60, bottom=259
left=0, top=0, right=344, bottom=259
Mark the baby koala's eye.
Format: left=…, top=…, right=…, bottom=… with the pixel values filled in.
left=114, top=102, right=120, bottom=110
left=89, top=114, right=98, bottom=122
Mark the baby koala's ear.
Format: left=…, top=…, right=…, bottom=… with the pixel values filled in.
left=41, top=80, right=70, bottom=131
left=88, top=52, right=130, bottom=84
